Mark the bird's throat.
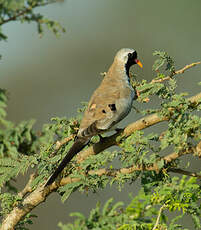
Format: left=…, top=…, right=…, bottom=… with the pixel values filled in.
left=125, top=64, right=131, bottom=83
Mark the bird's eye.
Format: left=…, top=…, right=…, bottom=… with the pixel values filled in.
left=128, top=53, right=132, bottom=58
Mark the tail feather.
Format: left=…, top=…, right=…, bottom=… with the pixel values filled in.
left=45, top=138, right=88, bottom=186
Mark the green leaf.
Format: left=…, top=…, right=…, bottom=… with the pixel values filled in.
left=156, top=159, right=164, bottom=169
left=152, top=58, right=165, bottom=71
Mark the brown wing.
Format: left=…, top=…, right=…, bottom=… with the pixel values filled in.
left=78, top=84, right=120, bottom=135
left=78, top=77, right=133, bottom=138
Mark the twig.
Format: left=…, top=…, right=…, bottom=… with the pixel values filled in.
left=0, top=0, right=60, bottom=26
left=51, top=135, right=74, bottom=156
left=17, top=173, right=36, bottom=199
left=168, top=168, right=201, bottom=178
left=151, top=61, right=201, bottom=83
left=152, top=204, right=166, bottom=230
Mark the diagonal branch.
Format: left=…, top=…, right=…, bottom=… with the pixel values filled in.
left=60, top=141, right=201, bottom=186
left=51, top=62, right=201, bottom=159
left=1, top=141, right=200, bottom=230
left=75, top=92, right=201, bottom=164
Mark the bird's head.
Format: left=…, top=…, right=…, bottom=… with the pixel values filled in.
left=114, top=48, right=143, bottom=70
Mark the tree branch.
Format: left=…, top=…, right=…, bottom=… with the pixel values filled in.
left=1, top=62, right=201, bottom=229
left=17, top=173, right=36, bottom=199
left=75, top=91, right=201, bottom=164
left=52, top=61, right=201, bottom=159
left=2, top=90, right=200, bottom=230
left=2, top=141, right=199, bottom=230
left=60, top=141, right=200, bottom=185
left=151, top=61, right=201, bottom=83
left=0, top=0, right=61, bottom=26
left=52, top=135, right=74, bottom=156
left=168, top=168, right=201, bottom=178
left=0, top=186, right=50, bottom=230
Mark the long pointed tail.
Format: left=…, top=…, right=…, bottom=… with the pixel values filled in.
left=45, top=138, right=88, bottom=186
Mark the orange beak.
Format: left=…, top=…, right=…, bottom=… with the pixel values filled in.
left=135, top=59, right=143, bottom=68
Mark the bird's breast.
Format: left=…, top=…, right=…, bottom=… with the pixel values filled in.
left=114, top=86, right=135, bottom=123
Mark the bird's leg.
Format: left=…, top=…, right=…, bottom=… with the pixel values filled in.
left=98, top=134, right=106, bottom=142
left=115, top=128, right=124, bottom=133
left=74, top=135, right=78, bottom=141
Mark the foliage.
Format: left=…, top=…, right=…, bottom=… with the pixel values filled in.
left=0, top=0, right=65, bottom=42
left=152, top=50, right=175, bottom=74
left=0, top=2, right=201, bottom=229
left=58, top=176, right=201, bottom=230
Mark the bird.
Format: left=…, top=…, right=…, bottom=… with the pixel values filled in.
left=45, top=48, right=143, bottom=186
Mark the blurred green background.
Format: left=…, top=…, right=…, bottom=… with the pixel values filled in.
left=1, top=0, right=201, bottom=229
